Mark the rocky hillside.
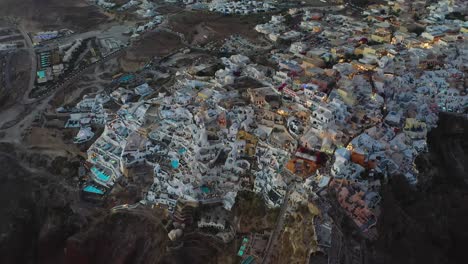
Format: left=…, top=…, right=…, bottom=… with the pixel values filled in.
left=371, top=113, right=468, bottom=264
left=65, top=211, right=169, bottom=264
left=0, top=142, right=227, bottom=264
left=0, top=147, right=83, bottom=264
left=327, top=113, right=468, bottom=264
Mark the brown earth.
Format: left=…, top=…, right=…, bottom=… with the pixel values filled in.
left=232, top=191, right=280, bottom=233
left=166, top=11, right=267, bottom=46
left=25, top=127, right=80, bottom=155
left=120, top=30, right=185, bottom=71
left=0, top=0, right=110, bottom=32
left=0, top=49, right=32, bottom=110
left=274, top=203, right=319, bottom=264
left=153, top=0, right=185, bottom=15
left=65, top=210, right=170, bottom=264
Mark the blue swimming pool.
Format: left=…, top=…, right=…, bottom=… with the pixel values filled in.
left=201, top=186, right=210, bottom=194
left=171, top=159, right=180, bottom=169
left=83, top=185, right=104, bottom=195
left=178, top=148, right=187, bottom=154
left=91, top=167, right=110, bottom=182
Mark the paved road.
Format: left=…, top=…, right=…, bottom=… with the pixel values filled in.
left=1, top=52, right=13, bottom=94
left=18, top=26, right=37, bottom=104
left=52, top=48, right=126, bottom=90
left=34, top=30, right=101, bottom=53
left=111, top=203, right=140, bottom=212
left=200, top=197, right=223, bottom=204
left=34, top=23, right=132, bottom=53
left=0, top=46, right=126, bottom=139
left=27, top=47, right=126, bottom=103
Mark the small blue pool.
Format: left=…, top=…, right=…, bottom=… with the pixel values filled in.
left=91, top=167, right=110, bottom=182
left=171, top=159, right=180, bottom=169
left=83, top=185, right=104, bottom=195
left=118, top=74, right=135, bottom=83
left=201, top=186, right=210, bottom=194
left=178, top=148, right=187, bottom=154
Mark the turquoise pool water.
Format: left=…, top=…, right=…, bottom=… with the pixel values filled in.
left=91, top=167, right=110, bottom=182
left=118, top=74, right=135, bottom=83
left=178, top=148, right=187, bottom=154
left=171, top=160, right=180, bottom=169
left=83, top=185, right=104, bottom=195
left=201, top=186, right=210, bottom=194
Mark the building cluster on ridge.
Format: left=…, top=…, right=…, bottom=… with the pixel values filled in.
left=54, top=0, right=467, bottom=259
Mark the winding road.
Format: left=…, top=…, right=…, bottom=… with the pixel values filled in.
left=111, top=203, right=141, bottom=212
left=18, top=26, right=37, bottom=104
left=0, top=25, right=130, bottom=142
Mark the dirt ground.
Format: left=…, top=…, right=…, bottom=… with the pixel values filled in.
left=0, top=0, right=110, bottom=32
left=232, top=191, right=280, bottom=233
left=273, top=203, right=319, bottom=264
left=0, top=50, right=31, bottom=110
left=25, top=127, right=80, bottom=155
left=154, top=0, right=185, bottom=15
left=166, top=11, right=267, bottom=46
left=120, top=30, right=185, bottom=71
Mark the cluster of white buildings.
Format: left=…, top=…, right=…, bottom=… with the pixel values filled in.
left=69, top=0, right=467, bottom=247
left=257, top=19, right=302, bottom=42
left=208, top=0, right=276, bottom=15
left=95, top=0, right=116, bottom=9
left=93, top=0, right=164, bottom=37
left=256, top=0, right=465, bottom=239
